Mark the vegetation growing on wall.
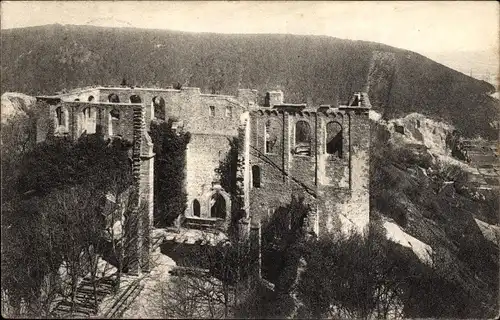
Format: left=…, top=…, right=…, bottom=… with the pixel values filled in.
left=215, top=137, right=241, bottom=208
left=150, top=120, right=191, bottom=227
left=214, top=136, right=246, bottom=239
left=17, top=135, right=132, bottom=197
left=260, top=195, right=310, bottom=290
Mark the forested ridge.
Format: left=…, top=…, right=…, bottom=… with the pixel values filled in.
left=1, top=24, right=498, bottom=138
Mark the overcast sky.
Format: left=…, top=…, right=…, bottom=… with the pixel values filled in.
left=1, top=1, right=499, bottom=71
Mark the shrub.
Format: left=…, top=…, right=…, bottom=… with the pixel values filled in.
left=433, top=161, right=468, bottom=193
left=2, top=134, right=133, bottom=317
left=391, top=146, right=434, bottom=169
left=16, top=134, right=132, bottom=197
left=261, top=195, right=310, bottom=288
left=297, top=226, right=489, bottom=319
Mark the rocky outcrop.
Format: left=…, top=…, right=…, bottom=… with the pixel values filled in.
left=1, top=92, right=36, bottom=123
left=370, top=112, right=499, bottom=314
left=370, top=110, right=471, bottom=168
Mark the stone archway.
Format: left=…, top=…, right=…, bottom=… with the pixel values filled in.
left=201, top=184, right=231, bottom=222
left=193, top=199, right=201, bottom=217
left=210, top=193, right=226, bottom=219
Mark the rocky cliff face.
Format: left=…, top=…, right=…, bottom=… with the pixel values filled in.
left=370, top=112, right=498, bottom=315
left=1, top=92, right=36, bottom=124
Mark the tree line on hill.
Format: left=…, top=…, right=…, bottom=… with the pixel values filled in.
left=1, top=24, right=498, bottom=139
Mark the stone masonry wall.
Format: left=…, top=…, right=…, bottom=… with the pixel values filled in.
left=185, top=133, right=233, bottom=217
left=40, top=86, right=254, bottom=225
left=325, top=108, right=370, bottom=235
left=97, top=87, right=254, bottom=134
left=41, top=101, right=142, bottom=142
left=96, top=88, right=249, bottom=221
left=245, top=94, right=371, bottom=237
left=35, top=96, right=154, bottom=273
left=36, top=87, right=369, bottom=239
left=246, top=109, right=321, bottom=232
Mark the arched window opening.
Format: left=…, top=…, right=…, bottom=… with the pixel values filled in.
left=82, top=107, right=96, bottom=134
left=295, top=120, right=312, bottom=156
left=326, top=122, right=343, bottom=157
left=88, top=96, right=95, bottom=102
left=152, top=96, right=165, bottom=119
left=130, top=95, right=142, bottom=103
left=82, top=107, right=90, bottom=132
left=108, top=93, right=120, bottom=103
left=109, top=108, right=120, bottom=136
left=225, top=106, right=232, bottom=118
left=209, top=106, right=215, bottom=117
left=210, top=193, right=226, bottom=219
left=193, top=199, right=201, bottom=217
left=265, top=119, right=281, bottom=154
left=252, top=165, right=261, bottom=188
left=110, top=109, right=120, bottom=120
left=55, top=107, right=63, bottom=126
left=74, top=98, right=80, bottom=101
left=82, top=107, right=91, bottom=118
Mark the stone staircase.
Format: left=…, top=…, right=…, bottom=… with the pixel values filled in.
left=100, top=275, right=144, bottom=318
left=51, top=276, right=115, bottom=318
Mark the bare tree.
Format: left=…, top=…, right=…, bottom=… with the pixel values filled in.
left=40, top=184, right=105, bottom=313
left=297, top=225, right=406, bottom=320
left=152, top=235, right=253, bottom=319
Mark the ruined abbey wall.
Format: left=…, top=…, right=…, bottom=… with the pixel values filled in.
left=36, top=86, right=259, bottom=223
left=35, top=86, right=370, bottom=238
left=316, top=107, right=371, bottom=235
left=242, top=93, right=371, bottom=236
left=185, top=134, right=232, bottom=217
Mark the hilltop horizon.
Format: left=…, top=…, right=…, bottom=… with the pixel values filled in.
left=3, top=22, right=498, bottom=88
left=1, top=23, right=498, bottom=139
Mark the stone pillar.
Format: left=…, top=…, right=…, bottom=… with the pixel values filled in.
left=140, top=130, right=155, bottom=272
left=239, top=111, right=252, bottom=240
left=283, top=112, right=291, bottom=184
left=43, top=103, right=55, bottom=142
left=249, top=214, right=262, bottom=283
left=68, top=105, right=76, bottom=141
left=123, top=105, right=146, bottom=275
left=238, top=217, right=250, bottom=242
left=123, top=205, right=140, bottom=275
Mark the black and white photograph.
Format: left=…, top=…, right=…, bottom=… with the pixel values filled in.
left=1, top=1, right=499, bottom=318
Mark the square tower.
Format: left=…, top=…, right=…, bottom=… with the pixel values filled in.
left=241, top=92, right=371, bottom=236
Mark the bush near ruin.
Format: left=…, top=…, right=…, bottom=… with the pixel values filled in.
left=1, top=134, right=133, bottom=317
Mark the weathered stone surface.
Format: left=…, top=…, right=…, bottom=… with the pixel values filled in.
left=241, top=92, right=371, bottom=237
left=34, top=86, right=371, bottom=271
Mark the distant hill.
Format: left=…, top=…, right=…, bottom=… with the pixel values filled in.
left=424, top=50, right=499, bottom=88
left=1, top=24, right=498, bottom=138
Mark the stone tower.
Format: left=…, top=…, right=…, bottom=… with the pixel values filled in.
left=240, top=91, right=371, bottom=237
